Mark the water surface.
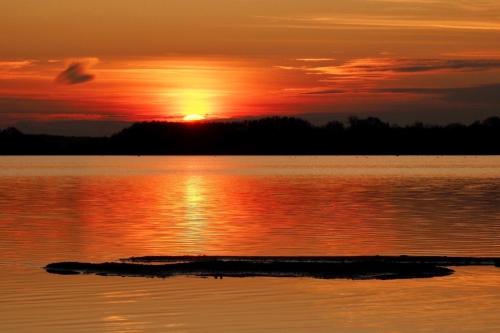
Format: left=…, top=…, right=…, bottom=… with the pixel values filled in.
left=1, top=156, right=499, bottom=332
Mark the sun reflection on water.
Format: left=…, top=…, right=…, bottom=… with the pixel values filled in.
left=182, top=176, right=208, bottom=248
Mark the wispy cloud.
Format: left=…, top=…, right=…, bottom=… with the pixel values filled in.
left=255, top=0, right=500, bottom=32
left=341, top=58, right=500, bottom=73
left=257, top=15, right=500, bottom=31
left=278, top=55, right=500, bottom=106
left=295, top=58, right=336, bottom=62
left=304, top=82, right=500, bottom=104
left=368, top=0, right=500, bottom=12
left=279, top=58, right=500, bottom=80
left=251, top=0, right=500, bottom=36
left=374, top=83, right=500, bottom=103
left=302, top=89, right=347, bottom=95
left=0, top=60, right=33, bottom=69
left=0, top=60, right=47, bottom=81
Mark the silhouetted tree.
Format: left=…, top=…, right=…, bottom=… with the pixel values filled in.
left=1, top=116, right=499, bottom=155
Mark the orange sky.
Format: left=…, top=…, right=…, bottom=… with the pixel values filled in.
left=1, top=0, right=500, bottom=135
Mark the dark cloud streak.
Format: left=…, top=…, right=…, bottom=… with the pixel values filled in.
left=294, top=58, right=500, bottom=76
left=303, top=89, right=347, bottom=95
left=376, top=83, right=500, bottom=103
left=302, top=83, right=500, bottom=104
left=387, top=59, right=500, bottom=73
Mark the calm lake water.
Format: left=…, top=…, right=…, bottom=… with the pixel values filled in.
left=1, top=156, right=500, bottom=332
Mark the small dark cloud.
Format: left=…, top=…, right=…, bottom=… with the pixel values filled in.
left=56, top=62, right=95, bottom=85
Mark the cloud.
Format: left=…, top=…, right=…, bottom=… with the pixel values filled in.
left=278, top=57, right=500, bottom=87
left=367, top=0, right=500, bottom=12
left=0, top=60, right=39, bottom=79
left=257, top=15, right=500, bottom=31
left=297, top=82, right=500, bottom=104
left=303, top=89, right=347, bottom=95
left=383, top=59, right=500, bottom=73
left=375, top=83, right=500, bottom=103
left=257, top=0, right=500, bottom=32
left=0, top=60, right=33, bottom=69
left=314, top=58, right=500, bottom=75
left=296, top=58, right=336, bottom=62
left=55, top=61, right=96, bottom=85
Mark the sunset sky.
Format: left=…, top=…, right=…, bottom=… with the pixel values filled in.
left=1, top=0, right=500, bottom=135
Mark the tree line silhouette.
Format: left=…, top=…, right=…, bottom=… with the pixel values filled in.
left=1, top=116, right=499, bottom=155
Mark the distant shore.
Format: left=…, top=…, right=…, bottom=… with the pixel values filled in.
left=3, top=116, right=500, bottom=155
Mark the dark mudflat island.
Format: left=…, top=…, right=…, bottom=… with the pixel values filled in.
left=45, top=256, right=500, bottom=280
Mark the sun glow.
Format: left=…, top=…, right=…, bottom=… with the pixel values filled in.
left=169, top=89, right=217, bottom=121
left=183, top=114, right=206, bottom=122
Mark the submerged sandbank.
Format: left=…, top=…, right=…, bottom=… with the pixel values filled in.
left=122, top=255, right=500, bottom=266
left=44, top=255, right=500, bottom=280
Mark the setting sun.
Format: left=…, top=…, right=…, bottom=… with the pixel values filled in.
left=168, top=89, right=217, bottom=121
left=183, top=114, right=206, bottom=122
